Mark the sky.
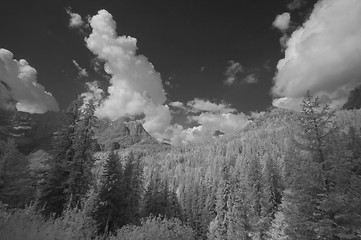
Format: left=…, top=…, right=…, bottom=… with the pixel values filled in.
left=1, top=0, right=361, bottom=145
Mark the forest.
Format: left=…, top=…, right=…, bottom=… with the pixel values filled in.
left=0, top=94, right=361, bottom=240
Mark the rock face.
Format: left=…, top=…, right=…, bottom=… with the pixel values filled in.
left=0, top=109, right=61, bottom=153
left=95, top=118, right=160, bottom=150
left=343, top=85, right=361, bottom=110
left=0, top=108, right=165, bottom=154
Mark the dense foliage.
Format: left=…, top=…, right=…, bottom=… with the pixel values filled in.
left=0, top=94, right=360, bottom=239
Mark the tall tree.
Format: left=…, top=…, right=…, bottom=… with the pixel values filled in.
left=0, top=139, right=34, bottom=207
left=65, top=99, right=97, bottom=208
left=38, top=98, right=82, bottom=216
left=92, top=151, right=125, bottom=234
left=123, top=152, right=143, bottom=225
left=209, top=162, right=231, bottom=240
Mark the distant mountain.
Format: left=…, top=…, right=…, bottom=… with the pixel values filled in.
left=0, top=108, right=167, bottom=154
left=343, top=85, right=361, bottom=110
left=0, top=109, right=61, bottom=153
left=95, top=118, right=165, bottom=151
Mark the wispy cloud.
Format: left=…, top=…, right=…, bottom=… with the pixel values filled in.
left=223, top=60, right=244, bottom=86
left=287, top=0, right=306, bottom=10
left=65, top=7, right=84, bottom=28
left=187, top=98, right=236, bottom=114
left=72, top=60, right=88, bottom=78
left=243, top=74, right=258, bottom=84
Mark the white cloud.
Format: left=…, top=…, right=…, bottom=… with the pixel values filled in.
left=80, top=81, right=103, bottom=106
left=66, top=8, right=84, bottom=28
left=273, top=12, right=291, bottom=32
left=169, top=101, right=184, bottom=108
left=0, top=48, right=58, bottom=113
left=161, top=111, right=250, bottom=146
left=273, top=0, right=361, bottom=110
left=224, top=60, right=244, bottom=86
left=187, top=98, right=236, bottom=113
left=85, top=10, right=171, bottom=136
left=184, top=112, right=250, bottom=144
left=72, top=60, right=88, bottom=77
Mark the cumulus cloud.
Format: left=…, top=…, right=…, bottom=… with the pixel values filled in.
left=273, top=0, right=361, bottom=110
left=223, top=60, right=244, bottom=86
left=66, top=8, right=84, bottom=28
left=159, top=98, right=249, bottom=145
left=184, top=112, right=249, bottom=144
left=273, top=12, right=291, bottom=31
left=80, top=81, right=103, bottom=106
left=0, top=48, right=58, bottom=113
left=85, top=10, right=171, bottom=135
left=187, top=98, right=236, bottom=113
left=161, top=111, right=250, bottom=146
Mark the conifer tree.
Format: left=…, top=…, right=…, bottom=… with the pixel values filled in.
left=226, top=171, right=251, bottom=240
left=0, top=139, right=34, bottom=207
left=38, top=98, right=82, bottom=216
left=210, top=162, right=231, bottom=240
left=92, top=151, right=125, bottom=234
left=65, top=99, right=97, bottom=208
left=123, top=152, right=143, bottom=225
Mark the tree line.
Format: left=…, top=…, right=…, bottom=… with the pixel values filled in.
left=0, top=94, right=360, bottom=239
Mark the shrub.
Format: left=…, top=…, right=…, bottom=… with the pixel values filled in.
left=112, top=216, right=194, bottom=240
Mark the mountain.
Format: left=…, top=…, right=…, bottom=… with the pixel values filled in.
left=343, top=84, right=361, bottom=110
left=0, top=110, right=61, bottom=153
left=95, top=118, right=165, bottom=151
left=0, top=108, right=167, bottom=154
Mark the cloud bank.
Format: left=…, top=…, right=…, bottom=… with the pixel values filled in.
left=85, top=10, right=171, bottom=136
left=273, top=0, right=361, bottom=110
left=0, top=48, right=58, bottom=113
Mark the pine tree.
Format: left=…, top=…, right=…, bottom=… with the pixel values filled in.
left=65, top=99, right=97, bottom=208
left=210, top=162, right=231, bottom=240
left=0, top=139, right=34, bottom=207
left=38, top=98, right=82, bottom=216
left=92, top=151, right=125, bottom=234
left=261, top=154, right=283, bottom=233
left=123, top=152, right=143, bottom=225
left=246, top=155, right=265, bottom=239
left=283, top=92, right=361, bottom=239
left=227, top=170, right=251, bottom=240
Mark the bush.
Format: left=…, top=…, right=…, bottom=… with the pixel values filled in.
left=0, top=203, right=97, bottom=240
left=112, top=216, right=194, bottom=240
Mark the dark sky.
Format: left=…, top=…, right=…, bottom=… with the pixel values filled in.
left=1, top=0, right=332, bottom=144
left=0, top=0, right=316, bottom=112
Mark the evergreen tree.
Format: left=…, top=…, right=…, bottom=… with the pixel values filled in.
left=92, top=151, right=125, bottom=234
left=246, top=156, right=265, bottom=239
left=65, top=99, right=97, bottom=208
left=284, top=93, right=361, bottom=239
left=0, top=139, right=34, bottom=207
left=226, top=171, right=251, bottom=240
left=123, top=152, right=143, bottom=225
left=38, top=98, right=82, bottom=216
left=210, top=162, right=231, bottom=240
